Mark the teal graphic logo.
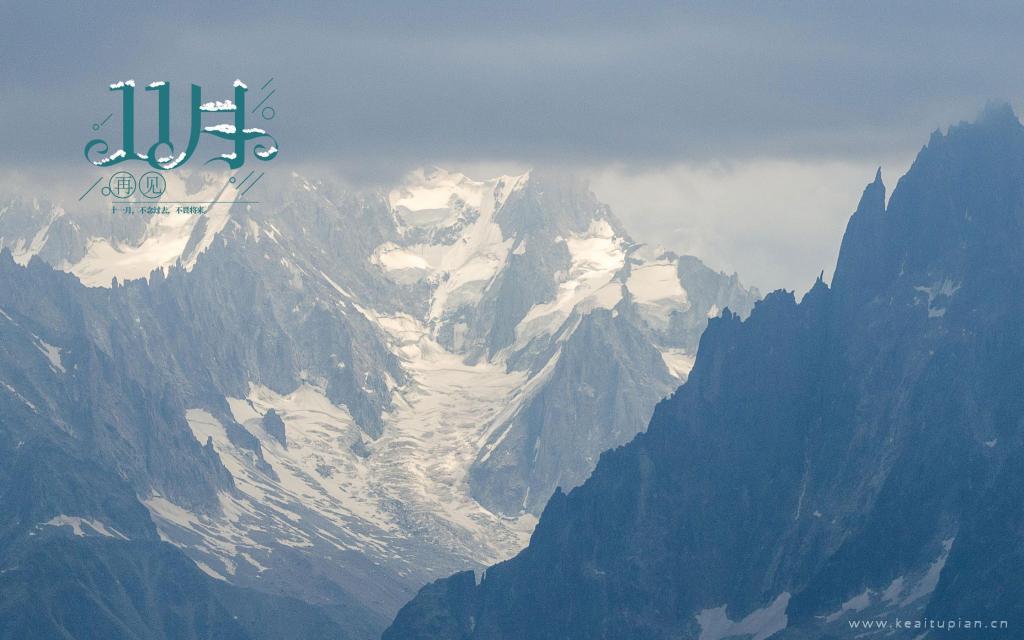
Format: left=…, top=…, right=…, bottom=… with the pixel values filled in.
left=84, top=79, right=279, bottom=170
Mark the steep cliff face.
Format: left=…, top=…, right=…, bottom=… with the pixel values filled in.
left=459, top=172, right=756, bottom=515
left=384, top=107, right=1024, bottom=639
left=469, top=305, right=681, bottom=515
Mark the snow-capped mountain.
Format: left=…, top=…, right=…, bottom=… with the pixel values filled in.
left=0, top=167, right=756, bottom=637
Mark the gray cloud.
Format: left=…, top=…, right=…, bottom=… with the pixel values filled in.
left=2, top=2, right=1021, bottom=291
left=3, top=1, right=1023, bottom=173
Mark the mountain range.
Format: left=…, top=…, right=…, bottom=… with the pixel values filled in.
left=384, top=106, right=1024, bottom=639
left=0, top=167, right=756, bottom=638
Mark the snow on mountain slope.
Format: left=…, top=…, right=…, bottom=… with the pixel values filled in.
left=0, top=167, right=758, bottom=630
left=514, top=218, right=627, bottom=347
left=376, top=168, right=528, bottom=320
left=70, top=174, right=235, bottom=286
left=143, top=320, right=537, bottom=617
left=4, top=205, right=62, bottom=265
left=1, top=172, right=240, bottom=287
left=627, top=256, right=691, bottom=332
left=364, top=312, right=537, bottom=559
left=388, top=168, right=517, bottom=218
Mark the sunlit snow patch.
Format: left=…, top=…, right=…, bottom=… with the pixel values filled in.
left=697, top=592, right=790, bottom=640
left=513, top=218, right=627, bottom=346
left=42, top=515, right=128, bottom=540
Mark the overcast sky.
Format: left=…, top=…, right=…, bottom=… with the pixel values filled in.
left=4, top=2, right=1023, bottom=292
